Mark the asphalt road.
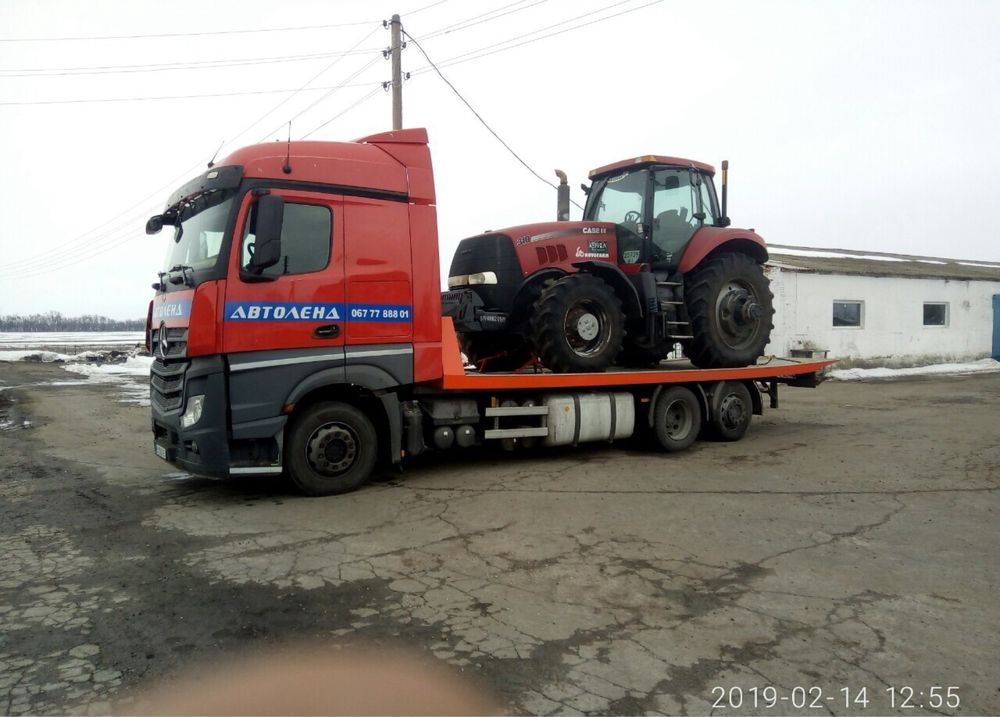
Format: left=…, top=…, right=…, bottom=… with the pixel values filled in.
left=1, top=363, right=997, bottom=715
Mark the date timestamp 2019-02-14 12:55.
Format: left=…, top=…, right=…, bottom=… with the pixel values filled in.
left=710, top=685, right=961, bottom=711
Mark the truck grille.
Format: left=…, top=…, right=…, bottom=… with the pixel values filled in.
left=149, top=326, right=188, bottom=360
left=150, top=359, right=188, bottom=413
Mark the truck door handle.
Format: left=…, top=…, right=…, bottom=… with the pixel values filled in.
left=313, top=324, right=341, bottom=339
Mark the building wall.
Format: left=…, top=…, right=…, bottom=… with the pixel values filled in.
left=764, top=267, right=1000, bottom=363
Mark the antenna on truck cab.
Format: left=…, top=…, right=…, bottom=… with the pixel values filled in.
left=206, top=140, right=224, bottom=169
left=282, top=121, right=293, bottom=175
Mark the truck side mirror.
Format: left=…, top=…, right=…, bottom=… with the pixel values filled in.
left=247, top=194, right=284, bottom=273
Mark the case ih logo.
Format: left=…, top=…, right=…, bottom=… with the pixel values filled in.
left=576, top=240, right=610, bottom=259
left=581, top=226, right=607, bottom=234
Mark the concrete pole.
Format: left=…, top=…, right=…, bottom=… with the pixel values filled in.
left=390, top=14, right=402, bottom=130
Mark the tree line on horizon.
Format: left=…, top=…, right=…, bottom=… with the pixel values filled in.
left=0, top=312, right=145, bottom=332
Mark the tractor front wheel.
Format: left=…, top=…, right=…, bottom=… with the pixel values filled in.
left=684, top=252, right=774, bottom=368
left=530, top=274, right=625, bottom=372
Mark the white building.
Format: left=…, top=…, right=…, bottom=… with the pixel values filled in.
left=763, top=246, right=1000, bottom=367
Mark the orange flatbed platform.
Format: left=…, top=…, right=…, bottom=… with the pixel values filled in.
left=436, top=319, right=835, bottom=391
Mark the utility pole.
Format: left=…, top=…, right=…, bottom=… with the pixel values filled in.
left=390, top=14, right=402, bottom=130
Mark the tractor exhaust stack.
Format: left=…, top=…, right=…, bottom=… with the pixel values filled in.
left=555, top=170, right=570, bottom=221
left=720, top=160, right=729, bottom=225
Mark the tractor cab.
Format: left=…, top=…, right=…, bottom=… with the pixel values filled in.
left=582, top=156, right=726, bottom=270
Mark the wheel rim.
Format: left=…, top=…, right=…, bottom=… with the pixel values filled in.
left=718, top=393, right=747, bottom=431
left=564, top=300, right=611, bottom=357
left=714, top=280, right=763, bottom=350
left=662, top=399, right=694, bottom=439
left=306, top=422, right=359, bottom=476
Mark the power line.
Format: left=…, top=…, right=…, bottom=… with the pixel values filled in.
left=412, top=0, right=663, bottom=76
left=422, top=0, right=548, bottom=40
left=0, top=20, right=380, bottom=43
left=0, top=48, right=382, bottom=78
left=406, top=0, right=452, bottom=16
left=0, top=80, right=381, bottom=107
left=260, top=55, right=384, bottom=143
left=224, top=24, right=384, bottom=152
left=2, top=25, right=388, bottom=278
left=402, top=29, right=582, bottom=209
left=301, top=87, right=385, bottom=139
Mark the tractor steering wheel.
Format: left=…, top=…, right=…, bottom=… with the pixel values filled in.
left=622, top=210, right=642, bottom=224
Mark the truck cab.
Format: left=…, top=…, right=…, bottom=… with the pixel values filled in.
left=146, top=129, right=441, bottom=481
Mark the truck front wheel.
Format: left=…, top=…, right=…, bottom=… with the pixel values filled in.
left=286, top=402, right=377, bottom=496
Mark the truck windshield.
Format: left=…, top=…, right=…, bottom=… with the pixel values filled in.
left=161, top=191, right=235, bottom=275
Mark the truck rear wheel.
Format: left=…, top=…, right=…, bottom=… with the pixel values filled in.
left=708, top=381, right=753, bottom=441
left=530, top=274, right=624, bottom=372
left=652, top=386, right=702, bottom=452
left=286, top=402, right=376, bottom=496
left=684, top=252, right=774, bottom=368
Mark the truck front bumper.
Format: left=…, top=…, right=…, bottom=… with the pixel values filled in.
left=150, top=355, right=230, bottom=478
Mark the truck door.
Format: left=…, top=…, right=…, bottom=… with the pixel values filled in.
left=222, top=189, right=346, bottom=429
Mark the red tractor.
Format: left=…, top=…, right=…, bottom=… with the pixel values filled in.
left=442, top=155, right=774, bottom=372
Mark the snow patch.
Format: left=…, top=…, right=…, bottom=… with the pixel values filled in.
left=62, top=356, right=153, bottom=406
left=829, top=358, right=1000, bottom=381
left=0, top=350, right=70, bottom=362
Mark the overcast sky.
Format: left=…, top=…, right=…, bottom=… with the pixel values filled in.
left=1, top=0, right=998, bottom=319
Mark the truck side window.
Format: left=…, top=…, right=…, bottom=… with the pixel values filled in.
left=241, top=201, right=332, bottom=277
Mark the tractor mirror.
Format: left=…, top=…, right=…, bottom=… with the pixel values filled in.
left=145, top=215, right=164, bottom=235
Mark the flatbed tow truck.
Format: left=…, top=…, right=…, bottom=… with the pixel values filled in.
left=145, top=128, right=832, bottom=496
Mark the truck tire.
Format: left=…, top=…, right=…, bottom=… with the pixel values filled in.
left=530, top=274, right=624, bottom=372
left=460, top=333, right=532, bottom=372
left=652, top=386, right=701, bottom=452
left=286, top=402, right=377, bottom=496
left=707, top=381, right=752, bottom=441
left=684, top=252, right=774, bottom=368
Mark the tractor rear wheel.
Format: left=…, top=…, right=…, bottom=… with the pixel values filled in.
left=530, top=274, right=625, bottom=372
left=460, top=333, right=532, bottom=372
left=684, top=252, right=774, bottom=368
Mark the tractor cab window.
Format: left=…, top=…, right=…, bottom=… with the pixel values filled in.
left=588, top=169, right=647, bottom=233
left=651, top=169, right=712, bottom=264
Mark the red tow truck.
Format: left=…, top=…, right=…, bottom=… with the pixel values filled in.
left=146, top=129, right=831, bottom=496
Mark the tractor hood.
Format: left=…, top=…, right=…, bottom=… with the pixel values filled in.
left=497, top=221, right=620, bottom=262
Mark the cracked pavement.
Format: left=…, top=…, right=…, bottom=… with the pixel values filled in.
left=0, top=362, right=998, bottom=714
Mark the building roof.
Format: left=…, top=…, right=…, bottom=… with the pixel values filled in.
left=767, top=245, right=1000, bottom=282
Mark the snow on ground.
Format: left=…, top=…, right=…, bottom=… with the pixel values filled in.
left=61, top=356, right=153, bottom=405
left=0, top=335, right=151, bottom=405
left=829, top=358, right=1000, bottom=381
left=0, top=331, right=144, bottom=347
left=0, top=350, right=71, bottom=362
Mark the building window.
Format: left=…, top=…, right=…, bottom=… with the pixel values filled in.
left=832, top=301, right=863, bottom=328
left=923, top=302, right=948, bottom=327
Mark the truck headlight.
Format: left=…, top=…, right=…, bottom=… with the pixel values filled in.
left=180, top=394, right=205, bottom=429
left=447, top=271, right=498, bottom=288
